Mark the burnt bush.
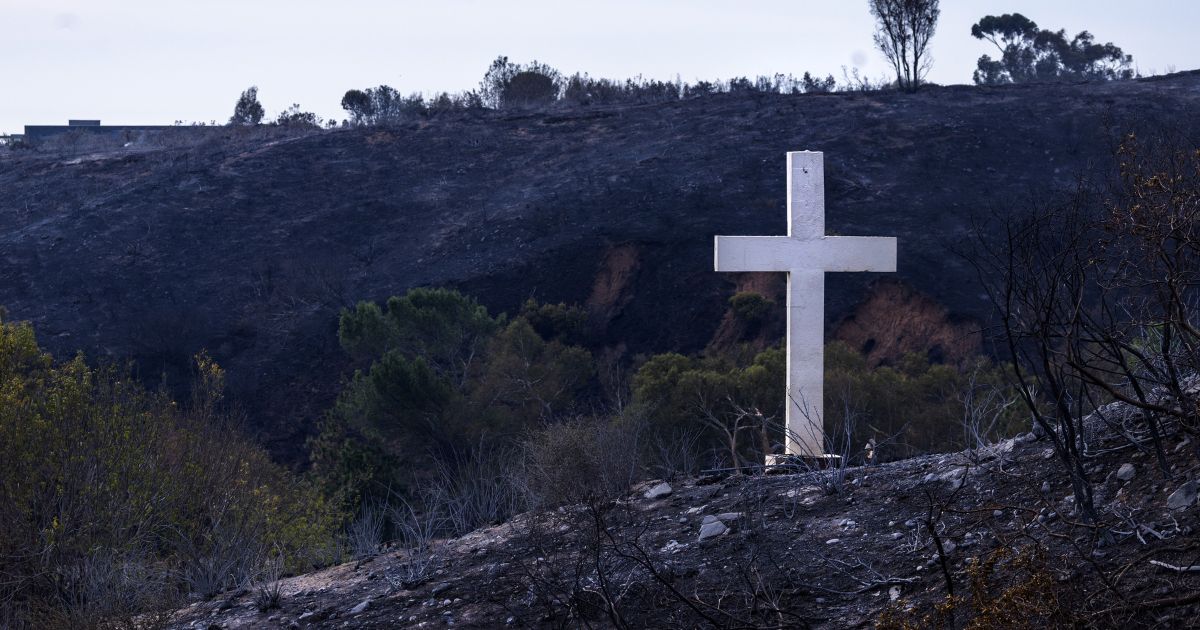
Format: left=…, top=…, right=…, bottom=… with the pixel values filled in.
left=522, top=419, right=642, bottom=507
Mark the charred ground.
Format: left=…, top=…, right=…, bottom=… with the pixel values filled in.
left=165, top=410, right=1200, bottom=629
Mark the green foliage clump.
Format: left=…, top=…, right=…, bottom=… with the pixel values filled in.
left=519, top=299, right=588, bottom=345
left=312, top=288, right=596, bottom=512
left=825, top=341, right=1022, bottom=459
left=274, top=103, right=322, bottom=128
left=479, top=56, right=563, bottom=109
left=631, top=340, right=1022, bottom=467
left=338, top=85, right=432, bottom=126
left=0, top=318, right=338, bottom=627
left=632, top=347, right=784, bottom=470
left=728, top=291, right=775, bottom=323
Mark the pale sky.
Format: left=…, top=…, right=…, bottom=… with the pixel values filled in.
left=2, top=1, right=1196, bottom=134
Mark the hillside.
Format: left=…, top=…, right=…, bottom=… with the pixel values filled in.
left=164, top=409, right=1200, bottom=628
left=2, top=74, right=1200, bottom=457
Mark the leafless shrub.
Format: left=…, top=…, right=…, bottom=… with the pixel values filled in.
left=647, top=427, right=703, bottom=480
left=959, top=365, right=1023, bottom=457
left=385, top=497, right=446, bottom=590
left=347, top=503, right=386, bottom=559
left=427, top=441, right=528, bottom=536
left=783, top=387, right=860, bottom=494
left=48, top=548, right=177, bottom=628
left=522, top=418, right=642, bottom=508
left=176, top=521, right=265, bottom=599
left=252, top=554, right=284, bottom=612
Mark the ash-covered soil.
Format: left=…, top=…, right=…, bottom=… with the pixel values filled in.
left=167, top=419, right=1200, bottom=629
left=3, top=74, right=1200, bottom=459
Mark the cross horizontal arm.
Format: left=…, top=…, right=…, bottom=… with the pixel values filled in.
left=714, top=235, right=897, bottom=273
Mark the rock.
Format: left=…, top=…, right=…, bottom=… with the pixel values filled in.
left=1040, top=481, right=1051, bottom=494
left=715, top=512, right=742, bottom=522
left=350, top=600, right=370, bottom=615
left=431, top=582, right=451, bottom=596
left=661, top=540, right=687, bottom=554
left=644, top=482, right=673, bottom=500
left=889, top=532, right=904, bottom=540
left=298, top=612, right=316, bottom=621
left=1167, top=480, right=1199, bottom=510
left=992, top=510, right=1004, bottom=518
left=701, top=514, right=718, bottom=525
left=825, top=538, right=841, bottom=545
left=698, top=521, right=728, bottom=542
left=1116, top=463, right=1136, bottom=482
left=942, top=541, right=957, bottom=554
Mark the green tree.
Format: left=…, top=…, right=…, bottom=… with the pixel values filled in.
left=479, top=56, right=562, bottom=109
left=341, top=89, right=374, bottom=125
left=971, top=13, right=1133, bottom=84
left=314, top=288, right=595, bottom=511
left=229, top=86, right=265, bottom=125
left=338, top=287, right=500, bottom=385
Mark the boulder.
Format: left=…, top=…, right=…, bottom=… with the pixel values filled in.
left=1116, top=463, right=1136, bottom=482
left=644, top=482, right=673, bottom=500
left=1167, top=480, right=1198, bottom=510
left=698, top=520, right=728, bottom=542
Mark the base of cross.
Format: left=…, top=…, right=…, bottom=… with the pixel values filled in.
left=765, top=453, right=842, bottom=471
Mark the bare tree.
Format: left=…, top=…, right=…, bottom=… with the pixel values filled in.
left=969, top=130, right=1200, bottom=525
left=868, top=0, right=940, bottom=91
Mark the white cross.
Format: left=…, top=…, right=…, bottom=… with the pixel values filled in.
left=714, top=151, right=897, bottom=457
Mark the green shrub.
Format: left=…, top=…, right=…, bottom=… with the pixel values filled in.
left=631, top=341, right=1022, bottom=466
left=728, top=291, right=775, bottom=322
left=0, top=318, right=339, bottom=627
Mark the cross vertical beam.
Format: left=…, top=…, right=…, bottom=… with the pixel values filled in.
left=786, top=269, right=825, bottom=456
left=713, top=150, right=897, bottom=458
left=785, top=151, right=826, bottom=456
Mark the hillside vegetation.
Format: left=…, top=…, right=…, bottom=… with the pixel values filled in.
left=2, top=73, right=1199, bottom=460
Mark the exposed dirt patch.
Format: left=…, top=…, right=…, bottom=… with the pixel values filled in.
left=585, top=243, right=641, bottom=331
left=834, top=279, right=981, bottom=367
left=707, top=273, right=785, bottom=353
